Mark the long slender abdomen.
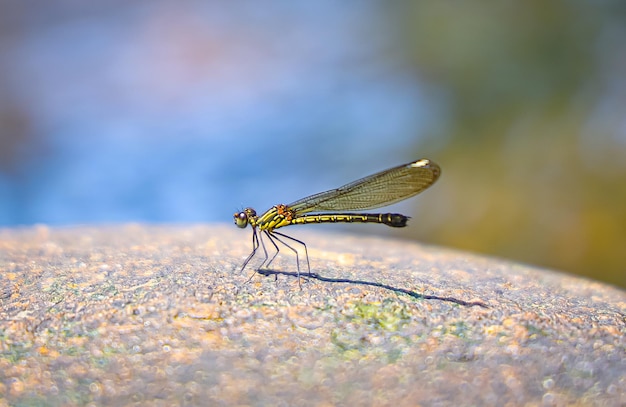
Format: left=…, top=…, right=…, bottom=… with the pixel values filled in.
left=290, top=213, right=409, bottom=228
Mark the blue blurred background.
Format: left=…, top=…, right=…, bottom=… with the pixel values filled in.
left=1, top=1, right=625, bottom=288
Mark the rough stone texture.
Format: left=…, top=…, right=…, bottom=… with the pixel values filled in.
left=1, top=224, right=625, bottom=406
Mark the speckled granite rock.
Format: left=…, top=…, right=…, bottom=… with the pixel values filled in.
left=1, top=225, right=624, bottom=406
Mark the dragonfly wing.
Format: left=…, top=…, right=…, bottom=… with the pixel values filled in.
left=288, top=159, right=440, bottom=214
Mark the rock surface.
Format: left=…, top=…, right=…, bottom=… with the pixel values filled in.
left=1, top=224, right=625, bottom=406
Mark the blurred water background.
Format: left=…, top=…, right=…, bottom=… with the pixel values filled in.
left=1, top=1, right=625, bottom=289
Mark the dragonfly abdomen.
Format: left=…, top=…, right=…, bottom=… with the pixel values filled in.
left=291, top=213, right=409, bottom=228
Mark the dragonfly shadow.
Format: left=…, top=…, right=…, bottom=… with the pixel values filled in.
left=256, top=269, right=488, bottom=308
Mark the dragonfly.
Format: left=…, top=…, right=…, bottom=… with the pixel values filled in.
left=233, top=158, right=441, bottom=283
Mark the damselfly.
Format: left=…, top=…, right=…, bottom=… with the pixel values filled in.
left=234, top=159, right=441, bottom=282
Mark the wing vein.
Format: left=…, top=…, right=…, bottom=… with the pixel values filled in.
left=288, top=159, right=440, bottom=214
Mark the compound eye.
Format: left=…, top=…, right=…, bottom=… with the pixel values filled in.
left=234, top=211, right=248, bottom=228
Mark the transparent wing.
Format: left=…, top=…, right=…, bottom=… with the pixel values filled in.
left=288, top=159, right=440, bottom=214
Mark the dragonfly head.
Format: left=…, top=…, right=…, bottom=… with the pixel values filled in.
left=234, top=208, right=257, bottom=228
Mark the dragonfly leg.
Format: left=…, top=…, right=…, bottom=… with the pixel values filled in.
left=271, top=231, right=312, bottom=288
left=272, top=231, right=311, bottom=275
left=256, top=229, right=270, bottom=269
left=243, top=229, right=271, bottom=284
left=260, top=230, right=281, bottom=282
left=241, top=227, right=260, bottom=271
